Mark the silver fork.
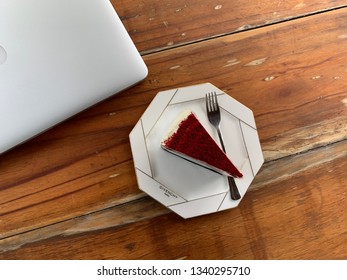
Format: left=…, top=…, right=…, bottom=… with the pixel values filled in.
left=205, top=92, right=241, bottom=200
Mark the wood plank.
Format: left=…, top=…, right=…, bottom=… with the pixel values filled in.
left=1, top=8, right=347, bottom=245
left=1, top=140, right=346, bottom=259
left=113, top=0, right=347, bottom=53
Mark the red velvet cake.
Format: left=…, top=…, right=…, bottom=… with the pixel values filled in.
left=161, top=110, right=243, bottom=178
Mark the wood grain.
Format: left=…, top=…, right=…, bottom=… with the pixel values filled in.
left=113, top=0, right=347, bottom=53
left=1, top=140, right=346, bottom=259
left=1, top=7, right=347, bottom=238
left=1, top=3, right=347, bottom=259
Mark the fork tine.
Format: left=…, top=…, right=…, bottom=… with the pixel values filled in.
left=206, top=92, right=214, bottom=112
left=210, top=92, right=215, bottom=111
left=209, top=91, right=217, bottom=112
left=206, top=92, right=211, bottom=112
left=213, top=92, right=219, bottom=111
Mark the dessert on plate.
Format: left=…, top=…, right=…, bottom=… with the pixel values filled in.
left=161, top=109, right=243, bottom=178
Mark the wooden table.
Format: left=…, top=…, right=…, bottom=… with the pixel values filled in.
left=1, top=0, right=346, bottom=259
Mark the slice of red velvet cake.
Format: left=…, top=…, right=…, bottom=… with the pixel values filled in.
left=161, top=110, right=243, bottom=178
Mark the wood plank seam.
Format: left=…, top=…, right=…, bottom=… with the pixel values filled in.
left=139, top=5, right=347, bottom=55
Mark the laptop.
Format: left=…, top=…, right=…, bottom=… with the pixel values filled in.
left=0, top=0, right=148, bottom=154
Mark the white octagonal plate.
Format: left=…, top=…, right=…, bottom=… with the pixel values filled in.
left=129, top=83, right=264, bottom=218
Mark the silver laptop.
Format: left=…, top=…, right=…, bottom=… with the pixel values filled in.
left=0, top=0, right=148, bottom=154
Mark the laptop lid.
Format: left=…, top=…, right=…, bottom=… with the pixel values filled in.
left=0, top=0, right=148, bottom=154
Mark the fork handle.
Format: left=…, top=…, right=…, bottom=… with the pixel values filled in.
left=217, top=129, right=226, bottom=152
left=228, top=176, right=241, bottom=200
left=217, top=128, right=241, bottom=200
